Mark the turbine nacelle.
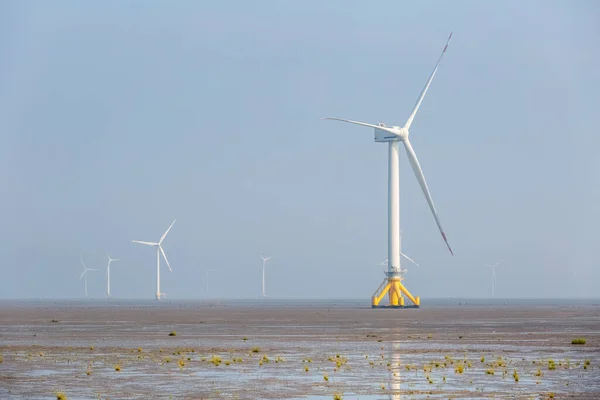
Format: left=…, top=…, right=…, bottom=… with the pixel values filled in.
left=374, top=125, right=408, bottom=142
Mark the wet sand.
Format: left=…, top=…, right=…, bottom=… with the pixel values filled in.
left=1, top=301, right=599, bottom=399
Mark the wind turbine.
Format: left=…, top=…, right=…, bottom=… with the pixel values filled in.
left=485, top=260, right=503, bottom=297
left=79, top=256, right=98, bottom=298
left=205, top=269, right=216, bottom=294
left=260, top=254, right=272, bottom=298
left=132, top=219, right=175, bottom=300
left=105, top=252, right=121, bottom=298
left=324, top=33, right=454, bottom=307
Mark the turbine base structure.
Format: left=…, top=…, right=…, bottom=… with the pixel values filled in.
left=371, top=276, right=420, bottom=308
left=156, top=292, right=167, bottom=301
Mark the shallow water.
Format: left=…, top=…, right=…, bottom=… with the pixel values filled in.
left=1, top=300, right=599, bottom=399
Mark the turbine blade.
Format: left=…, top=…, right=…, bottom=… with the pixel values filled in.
left=400, top=252, right=420, bottom=267
left=112, top=259, right=121, bottom=262
left=403, top=32, right=452, bottom=130
left=490, top=260, right=503, bottom=268
left=159, top=219, right=176, bottom=244
left=132, top=240, right=158, bottom=246
left=159, top=245, right=172, bottom=273
left=80, top=270, right=86, bottom=280
left=87, top=268, right=98, bottom=271
left=403, top=138, right=453, bottom=255
left=322, top=117, right=398, bottom=135
left=80, top=256, right=86, bottom=269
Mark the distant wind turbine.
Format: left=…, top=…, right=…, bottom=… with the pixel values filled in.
left=205, top=269, right=216, bottom=294
left=260, top=254, right=273, bottom=297
left=484, top=260, right=503, bottom=297
left=105, top=252, right=121, bottom=298
left=132, top=219, right=176, bottom=300
left=79, top=256, right=98, bottom=298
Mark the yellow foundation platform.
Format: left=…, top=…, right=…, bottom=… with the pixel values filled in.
left=371, top=276, right=420, bottom=308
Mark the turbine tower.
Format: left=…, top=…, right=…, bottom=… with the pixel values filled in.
left=132, top=219, right=175, bottom=300
left=105, top=252, right=121, bottom=298
left=260, top=254, right=272, bottom=297
left=484, top=260, right=503, bottom=297
left=324, top=33, right=454, bottom=308
left=79, top=256, right=98, bottom=298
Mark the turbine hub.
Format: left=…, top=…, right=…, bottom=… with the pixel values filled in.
left=396, top=127, right=409, bottom=140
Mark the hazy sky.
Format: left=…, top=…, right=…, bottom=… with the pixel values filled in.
left=1, top=1, right=599, bottom=300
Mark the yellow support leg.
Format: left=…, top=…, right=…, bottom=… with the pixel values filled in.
left=398, top=281, right=418, bottom=305
left=373, top=281, right=392, bottom=306
left=372, top=276, right=421, bottom=308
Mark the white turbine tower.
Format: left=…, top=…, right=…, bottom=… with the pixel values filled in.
left=132, top=219, right=175, bottom=300
left=485, top=260, right=503, bottom=297
left=260, top=254, right=272, bottom=298
left=324, top=33, right=454, bottom=307
left=105, top=252, right=121, bottom=298
left=79, top=256, right=98, bottom=298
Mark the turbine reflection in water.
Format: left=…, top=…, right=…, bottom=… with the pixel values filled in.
left=389, top=341, right=402, bottom=400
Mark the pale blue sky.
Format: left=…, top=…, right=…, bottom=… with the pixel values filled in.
left=1, top=1, right=599, bottom=299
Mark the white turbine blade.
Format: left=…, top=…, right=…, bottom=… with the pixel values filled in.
left=322, top=117, right=399, bottom=135
left=322, top=117, right=381, bottom=129
left=111, top=258, right=121, bottom=262
left=403, top=138, right=453, bottom=255
left=80, top=256, right=86, bottom=269
left=159, top=245, right=172, bottom=273
left=265, top=257, right=272, bottom=261
left=79, top=270, right=86, bottom=280
left=87, top=268, right=98, bottom=271
left=132, top=240, right=158, bottom=246
left=403, top=32, right=452, bottom=130
left=490, top=260, right=503, bottom=269
left=159, top=219, right=176, bottom=244
left=400, top=252, right=420, bottom=267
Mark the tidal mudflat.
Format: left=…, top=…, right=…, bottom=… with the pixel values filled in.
left=0, top=300, right=599, bottom=399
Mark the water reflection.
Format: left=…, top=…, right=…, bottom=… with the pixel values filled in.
left=388, top=340, right=401, bottom=399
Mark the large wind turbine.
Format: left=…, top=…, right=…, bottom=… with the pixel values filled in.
left=324, top=33, right=454, bottom=307
left=79, top=256, right=98, bottom=298
left=485, top=260, right=503, bottom=297
left=260, top=254, right=273, bottom=297
left=132, top=219, right=175, bottom=300
left=105, top=252, right=121, bottom=298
